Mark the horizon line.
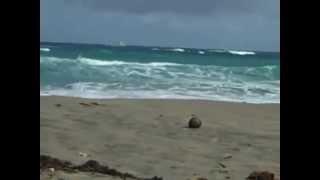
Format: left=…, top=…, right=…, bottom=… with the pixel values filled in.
left=40, top=41, right=280, bottom=53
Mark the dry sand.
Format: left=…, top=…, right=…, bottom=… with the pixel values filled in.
left=40, top=96, right=280, bottom=180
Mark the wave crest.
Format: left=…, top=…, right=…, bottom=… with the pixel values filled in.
left=40, top=48, right=50, bottom=52
left=170, top=48, right=185, bottom=52
left=40, top=55, right=279, bottom=104
left=40, top=81, right=279, bottom=104
left=198, top=50, right=205, bottom=54
left=228, top=50, right=255, bottom=55
left=77, top=57, right=181, bottom=66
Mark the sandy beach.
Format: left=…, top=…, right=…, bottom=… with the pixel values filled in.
left=40, top=96, right=280, bottom=180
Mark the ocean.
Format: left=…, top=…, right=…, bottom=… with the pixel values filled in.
left=40, top=42, right=280, bottom=104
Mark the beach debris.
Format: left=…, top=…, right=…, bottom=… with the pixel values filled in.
left=170, top=165, right=178, bottom=169
left=148, top=176, right=163, bottom=180
left=76, top=160, right=104, bottom=172
left=231, top=147, right=240, bottom=151
left=246, top=171, right=274, bottom=180
left=155, top=114, right=164, bottom=121
left=49, top=168, right=55, bottom=173
left=79, top=102, right=91, bottom=107
left=79, top=152, right=89, bottom=158
left=223, top=153, right=233, bottom=160
left=40, top=155, right=163, bottom=180
left=40, top=155, right=74, bottom=172
left=225, top=176, right=231, bottom=179
left=55, top=104, right=62, bottom=107
left=188, top=114, right=202, bottom=128
left=188, top=175, right=208, bottom=180
left=218, top=169, right=229, bottom=174
left=91, top=102, right=100, bottom=106
left=76, top=160, right=163, bottom=180
left=218, top=162, right=226, bottom=168
left=196, top=178, right=208, bottom=180
left=41, top=167, right=56, bottom=178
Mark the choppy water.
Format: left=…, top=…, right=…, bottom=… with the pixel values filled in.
left=40, top=42, right=280, bottom=103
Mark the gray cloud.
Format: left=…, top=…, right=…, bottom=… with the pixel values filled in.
left=41, top=0, right=279, bottom=51
left=65, top=0, right=278, bottom=16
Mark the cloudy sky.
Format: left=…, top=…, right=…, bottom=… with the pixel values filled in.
left=40, top=0, right=279, bottom=51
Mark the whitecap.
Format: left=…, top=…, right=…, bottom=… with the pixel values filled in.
left=40, top=78, right=280, bottom=104
left=198, top=50, right=205, bottom=54
left=40, top=48, right=50, bottom=52
left=171, top=48, right=185, bottom=52
left=77, top=57, right=181, bottom=67
left=40, top=57, right=71, bottom=63
left=228, top=50, right=255, bottom=55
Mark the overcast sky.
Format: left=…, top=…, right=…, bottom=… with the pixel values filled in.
left=40, top=0, right=279, bottom=51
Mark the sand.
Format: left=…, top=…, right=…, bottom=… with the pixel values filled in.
left=40, top=96, right=280, bottom=180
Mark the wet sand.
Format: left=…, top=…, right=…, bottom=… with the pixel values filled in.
left=40, top=96, right=280, bottom=180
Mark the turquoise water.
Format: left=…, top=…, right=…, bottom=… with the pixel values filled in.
left=40, top=42, right=280, bottom=103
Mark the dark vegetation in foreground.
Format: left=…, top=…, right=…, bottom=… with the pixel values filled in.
left=40, top=155, right=276, bottom=180
left=40, top=155, right=163, bottom=180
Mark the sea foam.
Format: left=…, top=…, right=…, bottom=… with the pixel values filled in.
left=41, top=56, right=279, bottom=104
left=40, top=43, right=279, bottom=104
left=228, top=50, right=255, bottom=55
left=171, top=48, right=185, bottom=52
left=40, top=48, right=50, bottom=52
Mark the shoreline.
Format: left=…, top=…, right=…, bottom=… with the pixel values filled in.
left=40, top=96, right=280, bottom=180
left=40, top=95, right=280, bottom=105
